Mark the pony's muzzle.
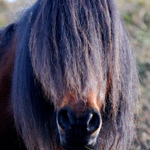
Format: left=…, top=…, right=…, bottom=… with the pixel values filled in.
left=57, top=107, right=101, bottom=149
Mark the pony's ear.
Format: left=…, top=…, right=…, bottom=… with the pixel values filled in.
left=0, top=23, right=16, bottom=45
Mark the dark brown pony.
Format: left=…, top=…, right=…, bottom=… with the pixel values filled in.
left=0, top=0, right=139, bottom=150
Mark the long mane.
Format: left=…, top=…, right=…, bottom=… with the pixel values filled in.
left=12, top=0, right=139, bottom=149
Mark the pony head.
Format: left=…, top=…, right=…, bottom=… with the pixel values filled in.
left=11, top=0, right=139, bottom=149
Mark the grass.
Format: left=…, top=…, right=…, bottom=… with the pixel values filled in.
left=84, top=146, right=93, bottom=150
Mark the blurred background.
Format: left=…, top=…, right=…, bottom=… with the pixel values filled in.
left=0, top=0, right=150, bottom=149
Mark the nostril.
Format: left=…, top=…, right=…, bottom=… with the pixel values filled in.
left=57, top=109, right=70, bottom=130
left=57, top=108, right=76, bottom=131
left=89, top=113, right=99, bottom=126
left=87, top=112, right=100, bottom=133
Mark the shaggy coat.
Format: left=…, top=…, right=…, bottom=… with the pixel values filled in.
left=0, top=0, right=139, bottom=150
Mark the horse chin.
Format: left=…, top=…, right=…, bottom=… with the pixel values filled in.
left=61, top=141, right=96, bottom=150
left=62, top=145, right=94, bottom=150
left=59, top=134, right=98, bottom=150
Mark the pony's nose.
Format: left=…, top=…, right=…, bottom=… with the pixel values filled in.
left=57, top=107, right=101, bottom=134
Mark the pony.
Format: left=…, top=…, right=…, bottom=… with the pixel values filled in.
left=0, top=0, right=139, bottom=150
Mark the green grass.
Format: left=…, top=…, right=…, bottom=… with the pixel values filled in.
left=84, top=146, right=93, bottom=150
